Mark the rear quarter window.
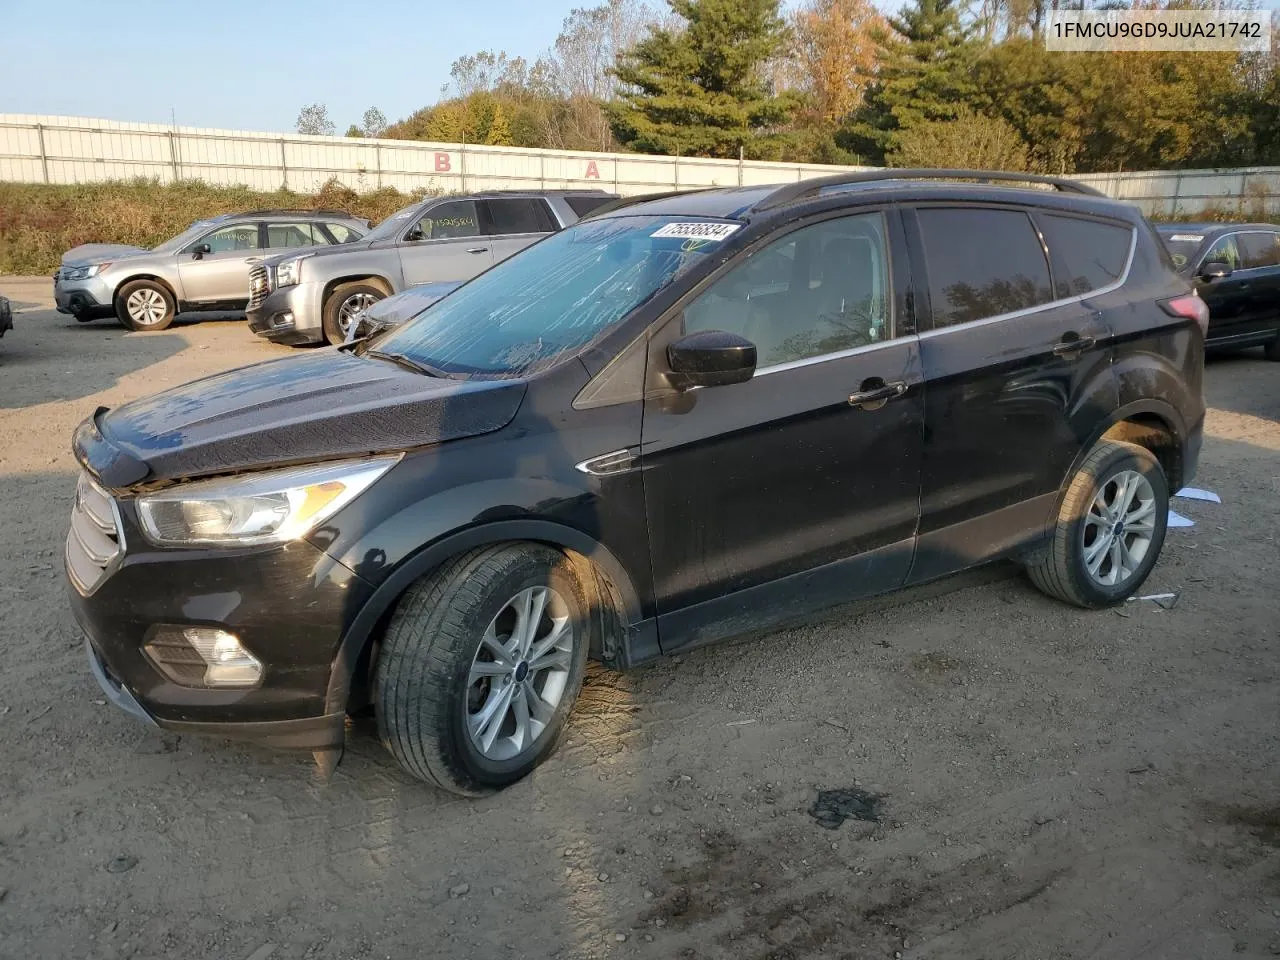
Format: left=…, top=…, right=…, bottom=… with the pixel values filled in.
left=916, top=207, right=1054, bottom=328
left=1039, top=214, right=1133, bottom=297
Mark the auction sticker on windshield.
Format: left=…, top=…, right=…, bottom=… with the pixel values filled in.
left=651, top=222, right=741, bottom=241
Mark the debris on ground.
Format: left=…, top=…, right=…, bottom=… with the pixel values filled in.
left=809, top=787, right=885, bottom=830
left=1175, top=487, right=1222, bottom=504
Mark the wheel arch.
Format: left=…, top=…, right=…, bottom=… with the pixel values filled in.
left=113, top=274, right=179, bottom=308
left=321, top=274, right=395, bottom=308
left=1067, top=400, right=1188, bottom=495
left=324, top=520, right=645, bottom=715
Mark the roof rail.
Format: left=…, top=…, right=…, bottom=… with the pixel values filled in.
left=234, top=208, right=358, bottom=218
left=753, top=169, right=1106, bottom=212
left=580, top=189, right=712, bottom=220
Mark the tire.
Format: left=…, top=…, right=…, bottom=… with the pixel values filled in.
left=1264, top=335, right=1280, bottom=361
left=323, top=282, right=386, bottom=346
left=115, top=280, right=175, bottom=332
left=1026, top=440, right=1169, bottom=609
left=375, top=544, right=589, bottom=796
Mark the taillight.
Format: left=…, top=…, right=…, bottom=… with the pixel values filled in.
left=1160, top=293, right=1209, bottom=337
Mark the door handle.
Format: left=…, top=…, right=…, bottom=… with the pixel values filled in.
left=848, top=379, right=907, bottom=410
left=1052, top=335, right=1096, bottom=357
left=466, top=247, right=489, bottom=254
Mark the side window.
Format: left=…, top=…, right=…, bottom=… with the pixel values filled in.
left=917, top=208, right=1054, bottom=328
left=684, top=213, right=890, bottom=369
left=1239, top=232, right=1280, bottom=269
left=484, top=198, right=555, bottom=236
left=325, top=222, right=361, bottom=243
left=565, top=195, right=614, bottom=218
left=265, top=222, right=326, bottom=249
left=1203, top=234, right=1241, bottom=269
left=411, top=200, right=481, bottom=241
left=196, top=223, right=261, bottom=254
left=1039, top=214, right=1133, bottom=297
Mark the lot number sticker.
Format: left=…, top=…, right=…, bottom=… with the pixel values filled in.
left=651, top=222, right=741, bottom=241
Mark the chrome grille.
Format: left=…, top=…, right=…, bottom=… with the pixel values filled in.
left=248, top=265, right=269, bottom=308
left=66, top=472, right=123, bottom=596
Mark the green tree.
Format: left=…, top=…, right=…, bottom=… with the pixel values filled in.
left=610, top=0, right=798, bottom=158
left=485, top=104, right=514, bottom=145
left=887, top=107, right=1033, bottom=169
left=843, top=0, right=978, bottom=163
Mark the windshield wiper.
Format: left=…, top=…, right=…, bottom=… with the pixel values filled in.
left=365, top=349, right=453, bottom=378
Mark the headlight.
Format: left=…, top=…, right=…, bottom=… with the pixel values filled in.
left=62, top=262, right=111, bottom=281
left=136, top=456, right=399, bottom=546
left=275, top=256, right=306, bottom=287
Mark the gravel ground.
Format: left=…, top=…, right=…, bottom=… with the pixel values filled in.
left=1, top=275, right=1277, bottom=960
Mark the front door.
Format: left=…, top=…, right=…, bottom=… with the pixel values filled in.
left=398, top=199, right=493, bottom=286
left=905, top=204, right=1121, bottom=582
left=640, top=212, right=924, bottom=650
left=1195, top=232, right=1252, bottom=341
left=177, top=222, right=263, bottom=303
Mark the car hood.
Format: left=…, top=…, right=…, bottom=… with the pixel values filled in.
left=79, top=349, right=526, bottom=486
left=61, top=243, right=153, bottom=266
left=260, top=238, right=384, bottom=269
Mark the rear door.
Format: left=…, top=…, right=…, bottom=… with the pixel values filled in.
left=482, top=198, right=557, bottom=264
left=1236, top=231, right=1280, bottom=340
left=176, top=221, right=264, bottom=303
left=397, top=199, right=492, bottom=286
left=264, top=221, right=332, bottom=253
left=640, top=210, right=925, bottom=647
left=905, top=204, right=1122, bottom=582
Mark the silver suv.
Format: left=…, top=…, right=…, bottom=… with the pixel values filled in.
left=246, top=190, right=616, bottom=345
left=54, top=210, right=369, bottom=332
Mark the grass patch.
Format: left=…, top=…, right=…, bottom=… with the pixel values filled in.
left=0, top=177, right=432, bottom=275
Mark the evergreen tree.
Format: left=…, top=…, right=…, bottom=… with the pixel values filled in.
left=609, top=0, right=797, bottom=158
left=842, top=0, right=978, bottom=162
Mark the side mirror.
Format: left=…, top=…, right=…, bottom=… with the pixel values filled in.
left=1199, top=260, right=1232, bottom=281
left=191, top=242, right=212, bottom=260
left=667, top=330, right=757, bottom=390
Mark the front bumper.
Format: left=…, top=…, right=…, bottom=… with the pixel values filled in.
left=54, top=275, right=115, bottom=316
left=247, top=282, right=324, bottom=345
left=68, top=493, right=373, bottom=750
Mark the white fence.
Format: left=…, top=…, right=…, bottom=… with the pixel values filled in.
left=2, top=113, right=1278, bottom=216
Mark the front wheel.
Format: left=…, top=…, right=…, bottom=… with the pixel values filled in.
left=322, top=282, right=385, bottom=346
left=1026, top=440, right=1169, bottom=608
left=115, top=280, right=175, bottom=331
left=375, top=544, right=589, bottom=796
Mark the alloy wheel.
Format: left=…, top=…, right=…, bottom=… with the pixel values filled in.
left=126, top=288, right=168, bottom=325
left=337, top=293, right=378, bottom=337
left=1081, top=469, right=1157, bottom=586
left=465, top=586, right=575, bottom=762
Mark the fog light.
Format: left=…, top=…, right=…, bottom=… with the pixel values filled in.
left=271, top=311, right=294, bottom=329
left=144, top=626, right=263, bottom=688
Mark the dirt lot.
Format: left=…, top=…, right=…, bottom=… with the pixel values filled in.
left=1, top=275, right=1277, bottom=960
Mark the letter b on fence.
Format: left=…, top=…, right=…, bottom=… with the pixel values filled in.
left=434, top=152, right=451, bottom=173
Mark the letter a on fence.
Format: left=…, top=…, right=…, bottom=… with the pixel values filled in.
left=585, top=161, right=600, bottom=180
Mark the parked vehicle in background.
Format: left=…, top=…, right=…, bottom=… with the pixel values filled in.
left=343, top=280, right=462, bottom=342
left=246, top=190, right=618, bottom=345
left=1156, top=222, right=1280, bottom=359
left=69, top=170, right=1205, bottom=796
left=54, top=210, right=369, bottom=332
left=0, top=294, right=11, bottom=339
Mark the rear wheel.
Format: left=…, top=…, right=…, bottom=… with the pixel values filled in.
left=115, top=280, right=175, bottom=331
left=323, top=282, right=385, bottom=345
left=375, top=544, right=588, bottom=796
left=1026, top=440, right=1169, bottom=608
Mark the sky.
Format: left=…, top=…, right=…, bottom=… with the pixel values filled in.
left=0, top=0, right=585, bottom=132
left=1, top=0, right=1275, bottom=134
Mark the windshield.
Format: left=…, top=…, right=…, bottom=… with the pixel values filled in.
left=152, top=219, right=219, bottom=254
left=1157, top=229, right=1208, bottom=271
left=362, top=203, right=424, bottom=243
left=374, top=215, right=737, bottom=378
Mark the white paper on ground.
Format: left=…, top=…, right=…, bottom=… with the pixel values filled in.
left=1175, top=487, right=1222, bottom=504
left=1128, top=593, right=1177, bottom=602
left=1168, top=510, right=1195, bottom=528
